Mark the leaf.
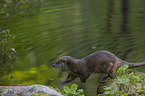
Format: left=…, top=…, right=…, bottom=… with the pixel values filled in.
left=77, top=89, right=84, bottom=93
left=127, top=72, right=133, bottom=77
left=104, top=91, right=114, bottom=95
left=116, top=91, right=122, bottom=95
left=71, top=91, right=78, bottom=95
left=138, top=90, right=145, bottom=94
left=118, top=65, right=128, bottom=71
left=122, top=93, right=128, bottom=95
left=117, top=78, right=129, bottom=84
left=103, top=87, right=111, bottom=91
left=71, top=84, right=78, bottom=92
left=11, top=48, right=16, bottom=51
left=134, top=76, right=139, bottom=80
left=129, top=91, right=134, bottom=94
left=63, top=86, right=70, bottom=94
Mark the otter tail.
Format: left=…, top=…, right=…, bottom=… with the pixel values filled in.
left=126, top=62, right=145, bottom=68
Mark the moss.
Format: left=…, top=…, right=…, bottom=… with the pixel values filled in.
left=33, top=93, right=49, bottom=96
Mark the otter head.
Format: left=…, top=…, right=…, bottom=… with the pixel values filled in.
left=53, top=56, right=70, bottom=70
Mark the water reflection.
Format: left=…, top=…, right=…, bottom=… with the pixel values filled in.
left=0, top=0, right=145, bottom=95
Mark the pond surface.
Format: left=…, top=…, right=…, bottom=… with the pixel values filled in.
left=0, top=0, right=145, bottom=95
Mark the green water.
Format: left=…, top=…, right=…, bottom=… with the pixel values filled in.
left=0, top=0, right=145, bottom=95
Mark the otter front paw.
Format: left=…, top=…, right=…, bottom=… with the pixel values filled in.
left=60, top=81, right=67, bottom=84
left=81, top=79, right=86, bottom=83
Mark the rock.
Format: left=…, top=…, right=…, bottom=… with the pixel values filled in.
left=0, top=84, right=63, bottom=96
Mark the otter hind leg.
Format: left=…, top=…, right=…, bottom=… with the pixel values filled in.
left=108, top=64, right=118, bottom=79
left=101, top=69, right=116, bottom=83
left=101, top=64, right=117, bottom=83
left=60, top=73, right=78, bottom=84
left=101, top=62, right=116, bottom=83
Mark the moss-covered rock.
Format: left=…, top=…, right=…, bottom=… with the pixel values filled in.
left=97, top=66, right=145, bottom=95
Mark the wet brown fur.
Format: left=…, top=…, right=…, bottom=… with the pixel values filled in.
left=53, top=50, right=145, bottom=84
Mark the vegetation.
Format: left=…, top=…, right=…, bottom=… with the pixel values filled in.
left=99, top=65, right=145, bottom=95
left=10, top=64, right=59, bottom=85
left=0, top=29, right=16, bottom=85
left=62, top=84, right=84, bottom=96
left=50, top=84, right=85, bottom=96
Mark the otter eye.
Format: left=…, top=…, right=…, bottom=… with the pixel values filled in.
left=62, top=60, right=65, bottom=63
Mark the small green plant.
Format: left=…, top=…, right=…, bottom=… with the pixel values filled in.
left=49, top=86, right=62, bottom=93
left=62, top=84, right=85, bottom=96
left=100, top=65, right=145, bottom=95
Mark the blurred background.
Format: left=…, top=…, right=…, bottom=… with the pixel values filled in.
left=0, top=0, right=145, bottom=95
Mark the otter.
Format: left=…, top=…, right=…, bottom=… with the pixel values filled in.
left=53, top=50, right=145, bottom=84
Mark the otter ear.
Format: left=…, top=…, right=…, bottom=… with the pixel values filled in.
left=64, top=58, right=68, bottom=64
